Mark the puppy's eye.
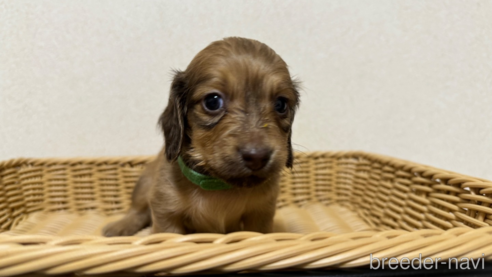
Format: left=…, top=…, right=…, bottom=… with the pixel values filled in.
left=203, top=94, right=224, bottom=112
left=274, top=97, right=288, bottom=115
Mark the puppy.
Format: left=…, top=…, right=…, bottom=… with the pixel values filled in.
left=103, top=37, right=300, bottom=236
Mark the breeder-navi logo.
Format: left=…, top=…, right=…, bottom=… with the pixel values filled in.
left=370, top=254, right=485, bottom=270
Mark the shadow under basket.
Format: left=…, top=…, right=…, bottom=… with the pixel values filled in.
left=1, top=151, right=492, bottom=276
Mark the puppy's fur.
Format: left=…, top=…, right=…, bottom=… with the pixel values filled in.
left=103, top=37, right=299, bottom=235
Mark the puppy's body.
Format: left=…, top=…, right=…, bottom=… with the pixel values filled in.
left=104, top=148, right=279, bottom=235
left=103, top=37, right=298, bottom=236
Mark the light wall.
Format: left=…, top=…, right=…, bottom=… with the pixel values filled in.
left=1, top=0, right=491, bottom=179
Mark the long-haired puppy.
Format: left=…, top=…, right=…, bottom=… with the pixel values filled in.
left=103, top=37, right=300, bottom=235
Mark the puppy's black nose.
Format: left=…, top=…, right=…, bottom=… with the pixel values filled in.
left=240, top=147, right=272, bottom=171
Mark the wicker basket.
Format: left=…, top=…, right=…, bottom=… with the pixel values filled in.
left=1, top=151, right=492, bottom=276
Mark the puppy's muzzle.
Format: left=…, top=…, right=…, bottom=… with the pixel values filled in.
left=239, top=145, right=273, bottom=171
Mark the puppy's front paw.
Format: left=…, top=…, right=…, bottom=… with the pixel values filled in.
left=102, top=209, right=151, bottom=237
left=102, top=219, right=140, bottom=237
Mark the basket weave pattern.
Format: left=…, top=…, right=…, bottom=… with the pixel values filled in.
left=1, top=151, right=492, bottom=276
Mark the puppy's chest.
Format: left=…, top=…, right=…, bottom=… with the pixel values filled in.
left=189, top=190, right=252, bottom=216
left=184, top=190, right=257, bottom=232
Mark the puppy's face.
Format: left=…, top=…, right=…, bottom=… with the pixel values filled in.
left=160, top=37, right=299, bottom=187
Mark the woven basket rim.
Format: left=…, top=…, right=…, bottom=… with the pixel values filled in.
left=1, top=150, right=488, bottom=182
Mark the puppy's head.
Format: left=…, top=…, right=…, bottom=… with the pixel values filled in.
left=160, top=37, right=300, bottom=187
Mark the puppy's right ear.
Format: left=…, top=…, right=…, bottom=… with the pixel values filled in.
left=159, top=70, right=187, bottom=161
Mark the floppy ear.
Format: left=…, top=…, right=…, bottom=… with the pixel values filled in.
left=286, top=132, right=294, bottom=168
left=159, top=71, right=188, bottom=161
left=286, top=80, right=300, bottom=169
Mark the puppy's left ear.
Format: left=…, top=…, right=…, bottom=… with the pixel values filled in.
left=286, top=80, right=300, bottom=169
left=286, top=132, right=294, bottom=168
left=159, top=70, right=188, bottom=161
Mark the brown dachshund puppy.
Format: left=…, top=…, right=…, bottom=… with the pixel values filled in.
left=103, top=37, right=300, bottom=236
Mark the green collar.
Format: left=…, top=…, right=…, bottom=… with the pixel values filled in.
left=177, top=156, right=233, bottom=191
